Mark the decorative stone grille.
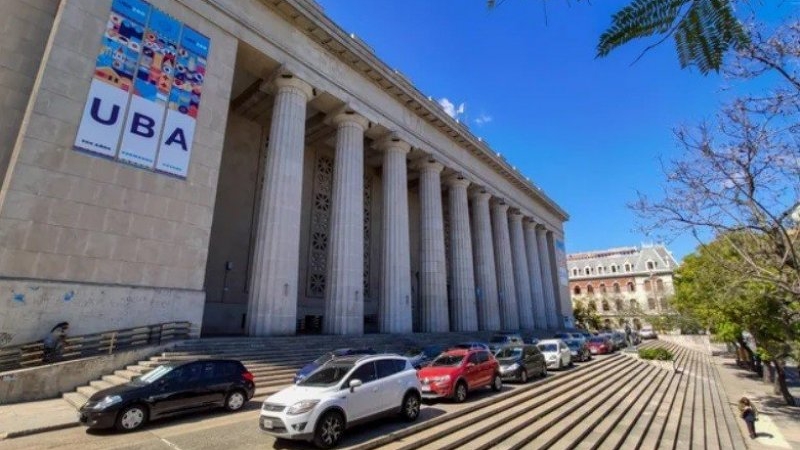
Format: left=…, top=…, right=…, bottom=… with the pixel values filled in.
left=363, top=173, right=373, bottom=298
left=306, top=155, right=333, bottom=298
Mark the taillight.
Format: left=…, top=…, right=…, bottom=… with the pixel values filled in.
left=242, top=371, right=254, bottom=382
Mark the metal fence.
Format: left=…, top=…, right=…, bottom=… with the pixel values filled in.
left=0, top=322, right=193, bottom=372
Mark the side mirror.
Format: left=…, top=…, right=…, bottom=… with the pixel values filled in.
left=349, top=379, right=362, bottom=392
left=466, top=362, right=475, bottom=368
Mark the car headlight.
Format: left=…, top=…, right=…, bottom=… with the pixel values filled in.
left=547, top=355, right=556, bottom=361
left=431, top=375, right=451, bottom=384
left=287, top=399, right=320, bottom=415
left=507, top=363, right=519, bottom=371
left=91, top=395, right=122, bottom=410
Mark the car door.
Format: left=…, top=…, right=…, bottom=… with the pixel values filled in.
left=375, top=359, right=406, bottom=412
left=149, top=364, right=202, bottom=417
left=200, top=361, right=230, bottom=406
left=343, top=361, right=379, bottom=421
left=463, top=352, right=482, bottom=389
left=560, top=342, right=571, bottom=365
left=477, top=351, right=494, bottom=387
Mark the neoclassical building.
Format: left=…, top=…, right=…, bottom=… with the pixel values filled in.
left=568, top=245, right=678, bottom=329
left=0, top=0, right=571, bottom=344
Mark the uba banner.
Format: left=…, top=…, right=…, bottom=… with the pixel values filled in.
left=73, top=0, right=210, bottom=178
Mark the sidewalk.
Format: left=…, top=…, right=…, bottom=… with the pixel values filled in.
left=712, top=354, right=800, bottom=449
left=0, top=398, right=80, bottom=440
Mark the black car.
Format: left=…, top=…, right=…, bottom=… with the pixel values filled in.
left=404, top=344, right=444, bottom=369
left=488, top=333, right=525, bottom=351
left=564, top=339, right=592, bottom=362
left=79, top=359, right=255, bottom=432
left=494, top=344, right=546, bottom=383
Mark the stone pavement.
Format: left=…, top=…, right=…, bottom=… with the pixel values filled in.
left=0, top=398, right=79, bottom=440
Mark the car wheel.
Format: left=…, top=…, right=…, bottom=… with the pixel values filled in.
left=541, top=367, right=547, bottom=378
left=568, top=357, right=574, bottom=368
left=313, top=410, right=345, bottom=449
left=520, top=369, right=528, bottom=383
left=114, top=404, right=148, bottom=432
left=491, top=374, right=502, bottom=392
left=400, top=392, right=421, bottom=422
left=453, top=381, right=468, bottom=403
left=557, top=358, right=563, bottom=370
left=224, top=389, right=246, bottom=412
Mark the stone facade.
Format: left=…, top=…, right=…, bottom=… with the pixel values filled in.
left=0, top=0, right=571, bottom=344
left=567, top=245, right=678, bottom=329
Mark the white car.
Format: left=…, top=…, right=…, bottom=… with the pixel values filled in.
left=640, top=327, right=658, bottom=339
left=537, top=339, right=572, bottom=370
left=259, top=354, right=422, bottom=448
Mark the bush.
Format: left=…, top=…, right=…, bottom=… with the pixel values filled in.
left=638, top=347, right=674, bottom=361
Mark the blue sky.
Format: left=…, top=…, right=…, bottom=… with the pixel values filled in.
left=315, top=0, right=795, bottom=261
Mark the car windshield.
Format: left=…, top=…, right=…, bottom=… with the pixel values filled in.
left=312, top=352, right=335, bottom=365
left=138, top=365, right=173, bottom=383
left=538, top=344, right=557, bottom=353
left=495, top=348, right=523, bottom=359
left=423, top=346, right=442, bottom=357
left=588, top=337, right=606, bottom=343
left=299, top=363, right=354, bottom=387
left=489, top=336, right=509, bottom=343
left=566, top=341, right=580, bottom=349
left=431, top=354, right=464, bottom=367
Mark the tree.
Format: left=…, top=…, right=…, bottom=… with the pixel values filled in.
left=572, top=300, right=601, bottom=330
left=672, top=235, right=799, bottom=405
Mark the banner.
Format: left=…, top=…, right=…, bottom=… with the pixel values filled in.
left=556, top=239, right=568, bottom=287
left=156, top=26, right=209, bottom=177
left=73, top=0, right=210, bottom=179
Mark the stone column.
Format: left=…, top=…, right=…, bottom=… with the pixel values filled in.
left=509, top=212, right=535, bottom=330
left=445, top=175, right=478, bottom=331
left=547, top=230, right=566, bottom=328
left=323, top=111, right=369, bottom=335
left=536, top=225, right=558, bottom=329
left=470, top=189, right=501, bottom=331
left=247, top=75, right=313, bottom=336
left=524, top=220, right=547, bottom=329
left=418, top=160, right=449, bottom=332
left=491, top=200, right=519, bottom=330
left=378, top=136, right=412, bottom=333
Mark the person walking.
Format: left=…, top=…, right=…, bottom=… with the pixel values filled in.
left=738, top=397, right=758, bottom=439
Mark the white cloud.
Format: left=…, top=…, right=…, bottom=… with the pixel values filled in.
left=475, top=113, right=493, bottom=126
left=438, top=97, right=466, bottom=119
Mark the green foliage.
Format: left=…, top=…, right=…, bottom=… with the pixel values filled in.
left=597, top=0, right=749, bottom=73
left=638, top=347, right=674, bottom=360
left=572, top=301, right=601, bottom=331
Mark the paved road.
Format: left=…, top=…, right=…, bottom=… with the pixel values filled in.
left=0, top=363, right=589, bottom=450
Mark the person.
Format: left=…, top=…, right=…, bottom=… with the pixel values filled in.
left=43, top=322, right=69, bottom=363
left=738, top=397, right=758, bottom=439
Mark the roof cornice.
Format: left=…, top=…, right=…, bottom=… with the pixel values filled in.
left=263, top=0, right=568, bottom=221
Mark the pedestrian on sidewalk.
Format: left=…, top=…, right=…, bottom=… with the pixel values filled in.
left=43, top=321, right=69, bottom=363
left=738, top=397, right=758, bottom=439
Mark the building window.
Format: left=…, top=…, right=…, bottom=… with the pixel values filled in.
left=572, top=268, right=578, bottom=277
left=660, top=298, right=669, bottom=310
left=627, top=282, right=635, bottom=292
left=597, top=265, right=604, bottom=274
left=573, top=286, right=581, bottom=295
left=656, top=279, right=665, bottom=292
left=611, top=265, right=617, bottom=273
left=599, top=283, right=607, bottom=294
left=601, top=300, right=610, bottom=312
left=646, top=260, right=655, bottom=270
left=647, top=297, right=656, bottom=310
left=586, top=285, right=594, bottom=295
left=585, top=267, right=590, bottom=276
left=613, top=283, right=621, bottom=293
left=629, top=299, right=638, bottom=310
left=588, top=301, right=597, bottom=311
left=644, top=280, right=652, bottom=292
left=615, top=299, right=623, bottom=311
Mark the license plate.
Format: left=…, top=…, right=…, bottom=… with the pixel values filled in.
left=590, top=349, right=598, bottom=354
left=421, top=385, right=431, bottom=392
left=262, top=418, right=273, bottom=429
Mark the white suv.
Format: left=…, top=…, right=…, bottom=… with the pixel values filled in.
left=259, top=354, right=422, bottom=448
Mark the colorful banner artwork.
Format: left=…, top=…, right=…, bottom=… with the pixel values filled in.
left=556, top=239, right=568, bottom=287
left=73, top=0, right=210, bottom=178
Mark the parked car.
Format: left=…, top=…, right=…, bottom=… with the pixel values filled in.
left=450, top=341, right=490, bottom=351
left=553, top=332, right=582, bottom=341
left=536, top=339, right=572, bottom=370
left=403, top=345, right=444, bottom=369
left=293, top=348, right=376, bottom=383
left=640, top=326, right=658, bottom=340
left=260, top=354, right=421, bottom=448
left=78, top=359, right=255, bottom=432
left=564, top=339, right=591, bottom=362
left=494, top=344, right=546, bottom=382
left=609, top=332, right=627, bottom=349
left=488, top=332, right=524, bottom=351
left=417, top=347, right=502, bottom=402
left=586, top=336, right=614, bottom=355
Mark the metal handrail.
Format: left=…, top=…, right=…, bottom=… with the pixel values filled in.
left=0, top=321, right=193, bottom=372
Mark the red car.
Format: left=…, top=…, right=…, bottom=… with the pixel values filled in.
left=417, top=348, right=502, bottom=402
left=587, top=336, right=614, bottom=355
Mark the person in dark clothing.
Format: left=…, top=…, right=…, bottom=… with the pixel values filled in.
left=43, top=322, right=69, bottom=363
left=738, top=397, right=758, bottom=439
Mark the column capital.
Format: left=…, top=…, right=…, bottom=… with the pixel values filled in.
left=468, top=186, right=492, bottom=201
left=415, top=158, right=444, bottom=174
left=271, top=73, right=314, bottom=100
left=491, top=199, right=509, bottom=213
left=332, top=109, right=369, bottom=130
left=523, top=218, right=539, bottom=230
left=509, top=210, right=524, bottom=223
left=444, top=173, right=471, bottom=189
left=375, top=133, right=411, bottom=154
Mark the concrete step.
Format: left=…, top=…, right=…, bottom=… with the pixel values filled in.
left=89, top=379, right=115, bottom=391
left=101, top=374, right=130, bottom=386
left=76, top=384, right=100, bottom=399
left=63, top=391, right=89, bottom=409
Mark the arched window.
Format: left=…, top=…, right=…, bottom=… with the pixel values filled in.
left=644, top=280, right=652, bottom=292
left=627, top=282, right=636, bottom=292
left=613, top=283, right=621, bottom=294
left=573, top=286, right=581, bottom=295
left=656, top=279, right=665, bottom=292
left=629, top=299, right=638, bottom=310
left=599, top=283, right=607, bottom=294
left=618, top=318, right=627, bottom=326
left=647, top=297, right=656, bottom=310
left=586, top=285, right=594, bottom=295
left=601, top=300, right=610, bottom=311
left=615, top=299, right=624, bottom=311
left=588, top=301, right=597, bottom=311
left=660, top=298, right=669, bottom=310
left=597, top=265, right=604, bottom=274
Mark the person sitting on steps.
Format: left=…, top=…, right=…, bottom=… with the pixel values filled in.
left=43, top=321, right=69, bottom=363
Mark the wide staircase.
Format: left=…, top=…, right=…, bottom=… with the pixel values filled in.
left=61, top=331, right=499, bottom=410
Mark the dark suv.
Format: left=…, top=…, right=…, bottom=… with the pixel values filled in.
left=488, top=333, right=524, bottom=351
left=79, top=359, right=255, bottom=431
